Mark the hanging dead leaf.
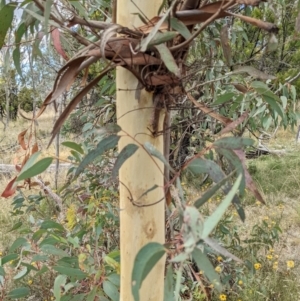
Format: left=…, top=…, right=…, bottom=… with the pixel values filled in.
left=228, top=12, right=279, bottom=33
left=220, top=24, right=232, bottom=67
left=1, top=176, right=17, bottom=198
left=230, top=66, right=276, bottom=81
left=80, top=67, right=89, bottom=87
left=51, top=56, right=87, bottom=101
left=232, top=83, right=249, bottom=93
left=219, top=111, right=249, bottom=135
left=236, top=0, right=267, bottom=5
left=18, top=129, right=28, bottom=150
left=49, top=66, right=115, bottom=146
left=187, top=93, right=232, bottom=125
left=295, top=11, right=300, bottom=32
left=31, top=142, right=39, bottom=155
left=234, top=149, right=265, bottom=204
left=51, top=27, right=69, bottom=61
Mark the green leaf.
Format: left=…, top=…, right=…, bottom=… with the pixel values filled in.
left=75, top=135, right=120, bottom=177
left=1, top=253, right=19, bottom=265
left=13, top=48, right=22, bottom=76
left=144, top=142, right=174, bottom=172
left=53, top=266, right=87, bottom=279
left=170, top=17, right=191, bottom=40
left=112, top=144, right=139, bottom=178
left=0, top=4, right=16, bottom=49
left=8, top=221, right=23, bottom=232
left=9, top=238, right=29, bottom=253
left=155, top=43, right=181, bottom=77
left=103, top=281, right=120, bottom=301
left=17, top=157, right=53, bottom=181
left=213, top=137, right=253, bottom=149
left=187, top=158, right=245, bottom=221
left=148, top=31, right=177, bottom=47
left=192, top=249, right=222, bottom=292
left=262, top=95, right=284, bottom=118
left=35, top=265, right=49, bottom=276
left=7, top=287, right=30, bottom=299
left=13, top=267, right=29, bottom=280
left=44, top=0, right=53, bottom=32
left=213, top=92, right=236, bottom=105
left=138, top=1, right=176, bottom=52
left=0, top=266, right=5, bottom=276
left=40, top=220, right=65, bottom=232
left=31, top=254, right=49, bottom=262
left=132, top=242, right=166, bottom=301
left=32, top=229, right=46, bottom=242
left=194, top=172, right=234, bottom=208
left=202, top=174, right=242, bottom=239
left=54, top=275, right=67, bottom=301
left=107, top=274, right=120, bottom=287
left=164, top=264, right=174, bottom=301
left=62, top=141, right=84, bottom=154
left=40, top=244, right=69, bottom=257
left=251, top=80, right=269, bottom=93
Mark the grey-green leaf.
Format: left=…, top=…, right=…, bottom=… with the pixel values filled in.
left=192, top=248, right=222, bottom=292
left=0, top=4, right=16, bottom=49
left=213, top=137, right=253, bottom=149
left=62, top=141, right=84, bottom=154
left=17, top=157, right=53, bottom=181
left=112, top=144, right=138, bottom=178
left=132, top=242, right=166, bottom=301
left=202, top=174, right=242, bottom=239
left=53, top=266, right=87, bottom=280
left=170, top=17, right=191, bottom=40
left=75, top=135, right=120, bottom=177
left=164, top=264, right=174, bottom=301
left=103, top=281, right=120, bottom=301
left=155, top=44, right=181, bottom=77
left=7, top=287, right=30, bottom=299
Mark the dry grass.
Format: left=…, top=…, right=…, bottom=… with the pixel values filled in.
left=0, top=109, right=71, bottom=249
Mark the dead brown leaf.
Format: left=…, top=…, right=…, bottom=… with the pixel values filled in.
left=234, top=149, right=265, bottom=204
left=49, top=66, right=115, bottom=146
left=219, top=111, right=249, bottom=135
left=18, top=129, right=28, bottom=150
left=187, top=93, right=232, bottom=125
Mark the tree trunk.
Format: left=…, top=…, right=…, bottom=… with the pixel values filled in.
left=116, top=1, right=165, bottom=301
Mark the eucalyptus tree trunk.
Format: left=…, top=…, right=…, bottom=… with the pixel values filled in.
left=116, top=1, right=165, bottom=300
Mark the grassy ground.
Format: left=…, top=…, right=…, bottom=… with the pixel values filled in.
left=1, top=113, right=300, bottom=300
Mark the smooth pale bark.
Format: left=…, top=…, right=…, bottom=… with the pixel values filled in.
left=116, top=1, right=165, bottom=301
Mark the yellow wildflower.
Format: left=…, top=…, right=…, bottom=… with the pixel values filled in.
left=219, top=294, right=227, bottom=301
left=266, top=254, right=273, bottom=260
left=28, top=279, right=33, bottom=285
left=287, top=261, right=295, bottom=269
left=273, top=261, right=278, bottom=270
left=217, top=256, right=223, bottom=262
left=215, top=266, right=222, bottom=273
left=51, top=297, right=55, bottom=301
left=269, top=248, right=274, bottom=253
left=0, top=251, right=2, bottom=256
left=256, top=201, right=261, bottom=206
left=238, top=280, right=243, bottom=285
left=254, top=263, right=262, bottom=270
left=263, top=216, right=269, bottom=220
